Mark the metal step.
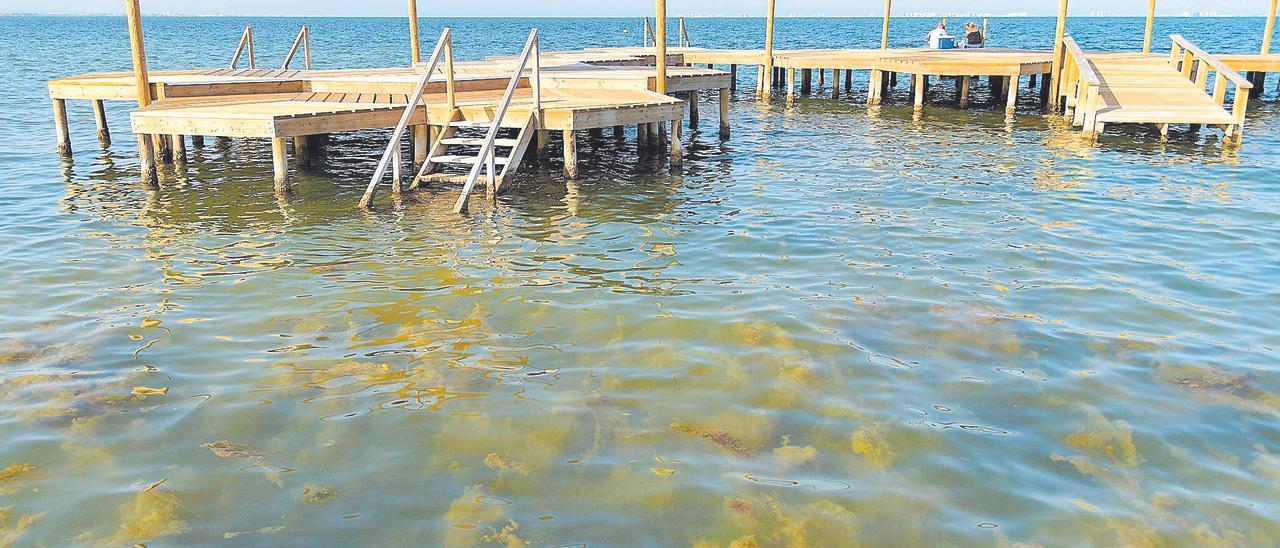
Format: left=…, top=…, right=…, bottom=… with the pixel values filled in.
left=439, top=137, right=519, bottom=147
left=430, top=154, right=511, bottom=166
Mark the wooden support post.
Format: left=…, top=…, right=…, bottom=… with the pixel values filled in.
left=1005, top=75, right=1019, bottom=115
left=802, top=69, right=812, bottom=95
left=412, top=125, right=428, bottom=169
left=191, top=135, right=204, bottom=148
left=154, top=134, right=172, bottom=164
left=913, top=73, right=926, bottom=111
left=1029, top=74, right=1038, bottom=88
left=687, top=91, right=699, bottom=128
left=171, top=135, right=186, bottom=166
left=125, top=0, right=157, bottom=188
left=959, top=76, right=971, bottom=108
left=271, top=137, right=290, bottom=195
left=730, top=64, right=738, bottom=93
left=614, top=125, right=625, bottom=139
left=832, top=68, right=841, bottom=97
left=719, top=87, right=730, bottom=140
left=408, top=0, right=421, bottom=64
left=787, top=68, right=796, bottom=101
left=817, top=68, right=825, bottom=90
left=536, top=128, right=549, bottom=158
left=656, top=121, right=667, bottom=149
left=1039, top=73, right=1053, bottom=108
left=91, top=99, right=110, bottom=148
left=656, top=0, right=667, bottom=95
left=845, top=69, right=853, bottom=91
left=563, top=129, right=578, bottom=178
left=889, top=71, right=898, bottom=88
left=1266, top=0, right=1279, bottom=54
left=1143, top=0, right=1156, bottom=53
left=391, top=138, right=403, bottom=197
left=295, top=135, right=311, bottom=168
left=756, top=65, right=764, bottom=94
left=867, top=70, right=881, bottom=105
left=763, top=0, right=776, bottom=96
left=881, top=0, right=893, bottom=49
left=1049, top=0, right=1070, bottom=108
left=52, top=98, right=72, bottom=157
left=637, top=123, right=649, bottom=148
left=670, top=119, right=683, bottom=169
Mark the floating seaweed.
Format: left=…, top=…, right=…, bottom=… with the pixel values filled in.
left=300, top=484, right=338, bottom=503
left=0, top=506, right=43, bottom=548
left=671, top=423, right=756, bottom=457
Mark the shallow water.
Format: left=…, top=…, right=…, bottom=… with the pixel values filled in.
left=2, top=14, right=1280, bottom=546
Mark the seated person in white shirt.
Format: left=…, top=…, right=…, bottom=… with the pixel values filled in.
left=926, top=22, right=949, bottom=48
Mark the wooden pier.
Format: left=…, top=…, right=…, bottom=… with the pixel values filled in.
left=45, top=0, right=1280, bottom=210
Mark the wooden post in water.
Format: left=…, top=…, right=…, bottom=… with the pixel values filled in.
left=125, top=0, right=158, bottom=189
left=563, top=130, right=578, bottom=178
left=1264, top=0, right=1279, bottom=54
left=1049, top=0, right=1070, bottom=109
left=52, top=99, right=71, bottom=158
left=719, top=87, right=730, bottom=139
left=763, top=0, right=776, bottom=97
left=656, top=0, right=667, bottom=96
left=1142, top=0, right=1156, bottom=53
left=881, top=0, right=892, bottom=49
left=92, top=99, right=111, bottom=147
left=408, top=0, right=421, bottom=64
left=271, top=137, right=289, bottom=194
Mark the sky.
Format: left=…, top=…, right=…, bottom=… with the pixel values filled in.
left=1, top=0, right=1274, bottom=17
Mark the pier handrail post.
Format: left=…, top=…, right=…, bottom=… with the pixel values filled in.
left=452, top=29, right=541, bottom=214
left=1264, top=0, right=1278, bottom=54
left=533, top=29, right=542, bottom=127
left=282, top=25, right=308, bottom=70
left=124, top=0, right=158, bottom=188
left=763, top=0, right=775, bottom=95
left=247, top=25, right=256, bottom=69
left=880, top=0, right=892, bottom=49
left=982, top=16, right=988, bottom=47
left=656, top=0, right=667, bottom=95
left=1049, top=0, right=1069, bottom=109
left=359, top=28, right=452, bottom=208
left=304, top=24, right=312, bottom=69
left=445, top=32, right=456, bottom=111
left=409, top=0, right=421, bottom=64
left=230, top=25, right=250, bottom=69
left=1142, top=0, right=1156, bottom=53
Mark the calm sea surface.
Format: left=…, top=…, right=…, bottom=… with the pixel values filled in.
left=2, top=15, right=1280, bottom=546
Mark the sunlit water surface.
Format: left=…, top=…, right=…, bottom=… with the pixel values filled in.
left=2, top=15, right=1280, bottom=546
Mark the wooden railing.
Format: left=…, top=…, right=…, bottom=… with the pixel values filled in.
left=358, top=28, right=455, bottom=209
left=229, top=25, right=256, bottom=69
left=281, top=25, right=312, bottom=70
left=1169, top=34, right=1252, bottom=141
left=643, top=17, right=657, bottom=47
left=679, top=17, right=691, bottom=48
left=452, top=29, right=542, bottom=214
left=1058, top=35, right=1104, bottom=136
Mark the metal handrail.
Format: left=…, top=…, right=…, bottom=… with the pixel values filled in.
left=230, top=25, right=256, bottom=69
left=452, top=28, right=541, bottom=214
left=282, top=25, right=312, bottom=70
left=357, top=28, right=453, bottom=209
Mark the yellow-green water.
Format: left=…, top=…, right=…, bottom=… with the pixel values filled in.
left=3, top=15, right=1280, bottom=546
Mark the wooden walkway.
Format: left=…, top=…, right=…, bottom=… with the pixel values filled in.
left=1057, top=35, right=1252, bottom=141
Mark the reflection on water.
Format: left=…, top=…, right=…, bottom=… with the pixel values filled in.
left=3, top=14, right=1280, bottom=547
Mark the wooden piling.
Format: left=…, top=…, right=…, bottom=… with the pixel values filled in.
left=787, top=68, right=796, bottom=101
left=802, top=69, right=811, bottom=95
left=91, top=99, right=110, bottom=147
left=1265, top=0, right=1279, bottom=54
left=688, top=91, right=699, bottom=128
left=637, top=123, right=649, bottom=147
left=763, top=0, right=776, bottom=96
left=913, top=73, right=926, bottom=111
left=730, top=64, right=738, bottom=93
left=271, top=137, right=290, bottom=194
left=845, top=69, right=853, bottom=92
left=52, top=98, right=71, bottom=157
left=881, top=0, right=893, bottom=49
left=408, top=0, right=422, bottom=64
left=719, top=87, right=730, bottom=139
left=818, top=68, right=825, bottom=90
left=295, top=135, right=311, bottom=167
left=125, top=0, right=157, bottom=188
left=832, top=68, right=841, bottom=97
left=1142, top=0, right=1156, bottom=53
left=172, top=135, right=186, bottom=165
left=412, top=125, right=428, bottom=169
left=959, top=76, right=971, bottom=108
left=1049, top=0, right=1070, bottom=108
left=1005, top=75, right=1019, bottom=115
left=154, top=134, right=172, bottom=164
left=563, top=129, right=578, bottom=178
left=191, top=135, right=204, bottom=148
left=670, top=119, right=683, bottom=169
left=656, top=0, right=667, bottom=95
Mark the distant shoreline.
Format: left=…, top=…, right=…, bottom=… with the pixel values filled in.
left=1, top=13, right=1274, bottom=19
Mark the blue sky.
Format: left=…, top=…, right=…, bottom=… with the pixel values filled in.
left=2, top=1, right=1274, bottom=17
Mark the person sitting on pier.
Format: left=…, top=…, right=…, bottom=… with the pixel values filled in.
left=964, top=22, right=984, bottom=48
left=926, top=22, right=949, bottom=48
